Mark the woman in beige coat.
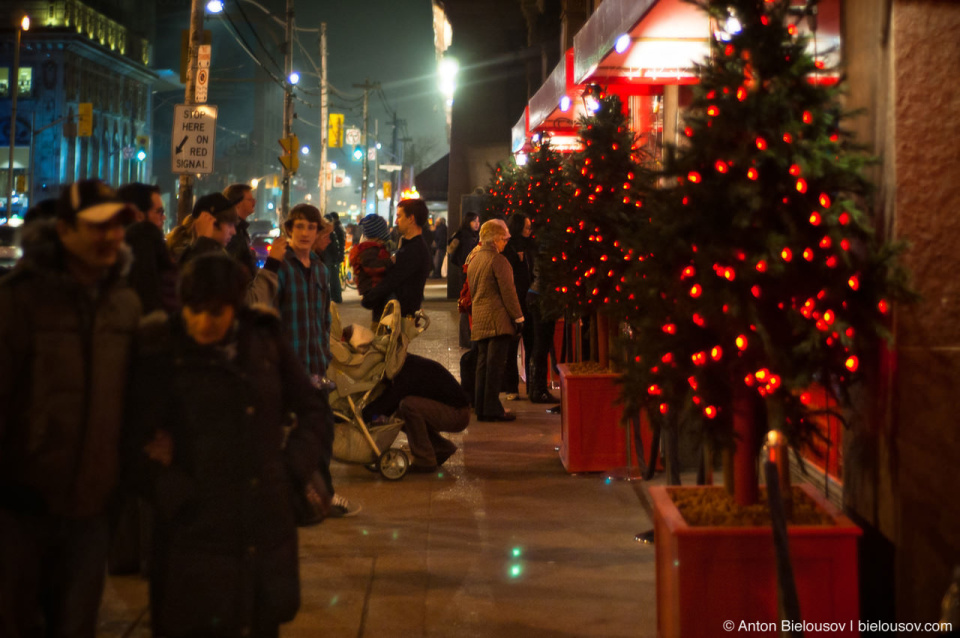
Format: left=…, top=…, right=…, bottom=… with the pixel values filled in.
left=466, top=220, right=524, bottom=421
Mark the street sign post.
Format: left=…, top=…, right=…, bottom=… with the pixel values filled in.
left=345, top=127, right=361, bottom=146
left=195, top=44, right=211, bottom=103
left=195, top=68, right=209, bottom=103
left=171, top=104, right=218, bottom=174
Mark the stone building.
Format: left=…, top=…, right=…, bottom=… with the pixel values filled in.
left=0, top=0, right=155, bottom=210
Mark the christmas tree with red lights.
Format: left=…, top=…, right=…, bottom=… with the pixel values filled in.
left=615, top=0, right=913, bottom=499
left=519, top=136, right=566, bottom=233
left=483, top=158, right=526, bottom=221
left=538, top=89, right=654, bottom=352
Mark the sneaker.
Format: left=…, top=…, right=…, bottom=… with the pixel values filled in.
left=328, top=494, right=361, bottom=518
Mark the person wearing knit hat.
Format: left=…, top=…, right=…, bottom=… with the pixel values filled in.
left=358, top=213, right=389, bottom=242
left=349, top=214, right=394, bottom=299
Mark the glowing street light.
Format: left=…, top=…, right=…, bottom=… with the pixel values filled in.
left=438, top=56, right=459, bottom=99
left=7, top=14, right=30, bottom=216
left=288, top=71, right=300, bottom=85
left=206, top=0, right=224, bottom=12
left=300, top=145, right=310, bottom=155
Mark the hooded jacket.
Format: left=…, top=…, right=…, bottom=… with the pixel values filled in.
left=0, top=220, right=141, bottom=517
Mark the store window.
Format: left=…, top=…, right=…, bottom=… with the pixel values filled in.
left=0, top=68, right=33, bottom=98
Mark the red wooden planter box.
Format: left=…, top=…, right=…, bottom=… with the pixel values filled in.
left=559, top=363, right=661, bottom=473
left=651, top=484, right=861, bottom=638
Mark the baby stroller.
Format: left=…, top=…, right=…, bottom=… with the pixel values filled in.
left=327, top=299, right=430, bottom=480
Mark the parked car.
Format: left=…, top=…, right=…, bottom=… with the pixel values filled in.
left=0, top=224, right=23, bottom=275
left=250, top=233, right=274, bottom=269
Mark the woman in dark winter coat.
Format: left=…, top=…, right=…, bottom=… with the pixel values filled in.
left=447, top=212, right=480, bottom=347
left=127, top=253, right=328, bottom=638
left=500, top=213, right=533, bottom=397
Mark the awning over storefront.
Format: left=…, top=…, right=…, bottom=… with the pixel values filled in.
left=573, top=0, right=839, bottom=88
left=529, top=49, right=579, bottom=133
left=510, top=106, right=529, bottom=154
left=574, top=0, right=709, bottom=87
left=414, top=153, right=449, bottom=202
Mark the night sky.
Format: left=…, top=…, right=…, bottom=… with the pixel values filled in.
left=295, top=0, right=449, bottom=175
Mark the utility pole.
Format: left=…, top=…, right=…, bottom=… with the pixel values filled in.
left=279, top=0, right=294, bottom=222
left=388, top=113, right=403, bottom=225
left=352, top=79, right=378, bottom=215
left=318, top=22, right=328, bottom=215
left=176, top=0, right=204, bottom=222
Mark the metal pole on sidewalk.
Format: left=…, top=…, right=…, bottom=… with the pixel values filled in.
left=176, top=0, right=203, bottom=223
left=7, top=18, right=27, bottom=216
left=279, top=0, right=294, bottom=220
left=318, top=23, right=328, bottom=215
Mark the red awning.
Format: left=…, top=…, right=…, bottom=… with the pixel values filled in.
left=511, top=106, right=530, bottom=154
left=574, top=0, right=708, bottom=87
left=528, top=49, right=580, bottom=133
left=573, top=0, right=840, bottom=88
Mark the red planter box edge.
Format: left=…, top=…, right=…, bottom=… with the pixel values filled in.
left=651, top=483, right=862, bottom=638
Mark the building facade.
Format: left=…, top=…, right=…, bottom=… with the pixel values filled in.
left=0, top=0, right=155, bottom=212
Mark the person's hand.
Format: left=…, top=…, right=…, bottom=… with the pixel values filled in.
left=514, top=318, right=524, bottom=335
left=193, top=211, right=216, bottom=239
left=144, top=429, right=174, bottom=467
left=268, top=234, right=288, bottom=261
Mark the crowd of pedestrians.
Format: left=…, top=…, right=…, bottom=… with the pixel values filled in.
left=0, top=177, right=556, bottom=637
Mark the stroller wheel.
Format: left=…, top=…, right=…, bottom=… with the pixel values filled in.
left=378, top=448, right=409, bottom=480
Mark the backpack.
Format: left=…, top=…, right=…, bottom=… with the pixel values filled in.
left=457, top=263, right=471, bottom=315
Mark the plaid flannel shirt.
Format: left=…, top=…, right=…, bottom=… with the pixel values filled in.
left=276, top=247, right=331, bottom=377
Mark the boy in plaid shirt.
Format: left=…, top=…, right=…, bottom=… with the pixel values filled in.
left=263, top=203, right=359, bottom=517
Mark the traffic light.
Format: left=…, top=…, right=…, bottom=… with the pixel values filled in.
left=135, top=135, right=149, bottom=162
left=279, top=135, right=300, bottom=173
left=352, top=145, right=363, bottom=161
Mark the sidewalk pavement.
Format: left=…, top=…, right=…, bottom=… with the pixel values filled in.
left=98, top=280, right=661, bottom=637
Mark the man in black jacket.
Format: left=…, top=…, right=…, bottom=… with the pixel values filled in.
left=0, top=180, right=141, bottom=637
left=361, top=198, right=432, bottom=319
left=362, top=354, right=471, bottom=472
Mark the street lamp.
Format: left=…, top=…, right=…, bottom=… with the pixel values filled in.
left=7, top=15, right=29, bottom=217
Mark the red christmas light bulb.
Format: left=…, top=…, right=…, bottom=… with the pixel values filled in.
left=781, top=247, right=793, bottom=262
left=796, top=178, right=808, bottom=193
left=802, top=110, right=812, bottom=123
left=710, top=346, right=723, bottom=360
left=747, top=168, right=759, bottom=180
left=756, top=260, right=767, bottom=273
left=689, top=284, right=702, bottom=298
left=755, top=137, right=767, bottom=150
left=715, top=160, right=728, bottom=173
left=704, top=406, right=717, bottom=419
left=809, top=211, right=822, bottom=226
left=789, top=164, right=801, bottom=176
left=839, top=212, right=851, bottom=225
left=688, top=171, right=702, bottom=184
left=848, top=274, right=860, bottom=290
left=707, top=106, right=719, bottom=117
left=845, top=356, right=859, bottom=372
left=659, top=403, right=669, bottom=415
left=736, top=335, right=748, bottom=350
left=783, top=132, right=793, bottom=143
left=878, top=299, right=890, bottom=314
left=819, top=193, right=832, bottom=208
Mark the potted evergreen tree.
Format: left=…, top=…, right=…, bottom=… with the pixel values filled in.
left=610, top=0, right=914, bottom=634
left=536, top=91, right=657, bottom=472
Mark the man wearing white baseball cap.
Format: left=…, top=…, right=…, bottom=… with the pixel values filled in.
left=0, top=179, right=141, bottom=636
